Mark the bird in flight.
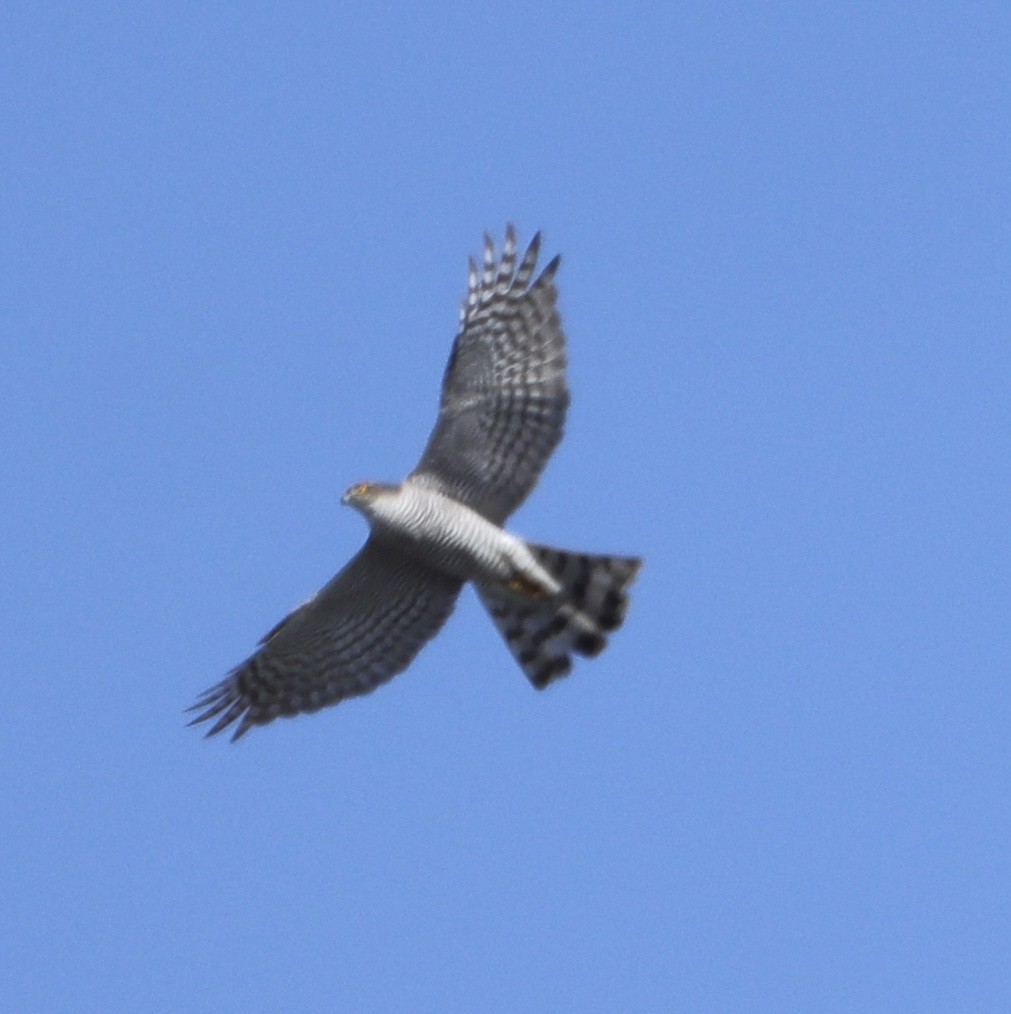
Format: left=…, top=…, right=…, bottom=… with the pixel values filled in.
left=189, top=226, right=641, bottom=740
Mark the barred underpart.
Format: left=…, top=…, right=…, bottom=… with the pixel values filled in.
left=477, top=544, right=642, bottom=689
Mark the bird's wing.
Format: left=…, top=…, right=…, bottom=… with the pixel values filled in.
left=188, top=536, right=462, bottom=740
left=410, top=225, right=569, bottom=523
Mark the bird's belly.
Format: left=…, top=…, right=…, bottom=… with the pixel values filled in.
left=409, top=508, right=516, bottom=581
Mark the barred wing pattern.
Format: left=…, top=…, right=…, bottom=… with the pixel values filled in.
left=188, top=537, right=462, bottom=740
left=410, top=225, right=569, bottom=524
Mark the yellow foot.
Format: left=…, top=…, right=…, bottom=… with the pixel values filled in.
left=506, top=574, right=551, bottom=599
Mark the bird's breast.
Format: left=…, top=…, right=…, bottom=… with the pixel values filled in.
left=371, top=484, right=517, bottom=583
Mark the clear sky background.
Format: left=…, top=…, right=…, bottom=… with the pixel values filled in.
left=3, top=4, right=1008, bottom=1011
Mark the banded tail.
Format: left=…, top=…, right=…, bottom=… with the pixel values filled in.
left=477, top=544, right=642, bottom=688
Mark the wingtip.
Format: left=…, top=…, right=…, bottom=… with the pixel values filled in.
left=229, top=721, right=253, bottom=743
left=540, top=252, right=561, bottom=281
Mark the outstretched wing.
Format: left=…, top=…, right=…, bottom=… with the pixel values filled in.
left=188, top=537, right=462, bottom=740
left=410, top=225, right=569, bottom=524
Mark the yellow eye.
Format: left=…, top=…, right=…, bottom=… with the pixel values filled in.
left=353, top=482, right=371, bottom=495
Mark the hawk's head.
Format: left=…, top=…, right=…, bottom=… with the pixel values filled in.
left=341, top=481, right=400, bottom=511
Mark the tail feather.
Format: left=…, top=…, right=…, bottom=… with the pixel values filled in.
left=477, top=544, right=642, bottom=688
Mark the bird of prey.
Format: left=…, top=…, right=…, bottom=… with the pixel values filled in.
left=189, top=226, right=641, bottom=740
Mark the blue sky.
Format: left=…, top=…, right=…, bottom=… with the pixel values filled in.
left=3, top=4, right=1009, bottom=1010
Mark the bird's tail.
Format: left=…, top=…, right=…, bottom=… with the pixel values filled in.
left=476, top=544, right=642, bottom=688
